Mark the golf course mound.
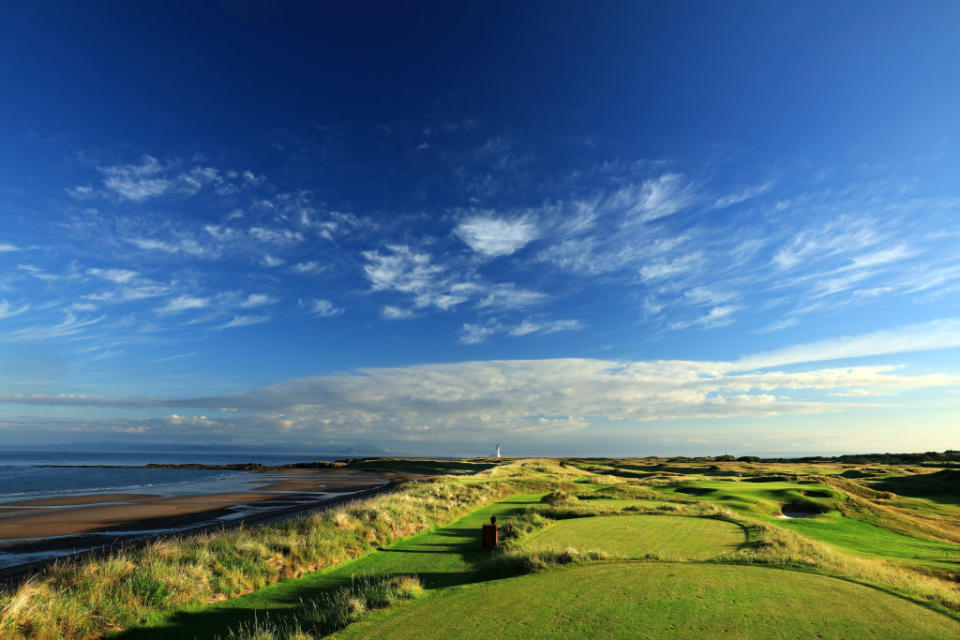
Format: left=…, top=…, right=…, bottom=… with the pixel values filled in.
left=334, top=563, right=960, bottom=640
left=743, top=474, right=791, bottom=482
left=522, top=515, right=743, bottom=560
left=675, top=485, right=715, bottom=495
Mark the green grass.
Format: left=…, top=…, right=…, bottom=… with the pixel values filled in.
left=333, top=562, right=960, bottom=639
left=112, top=495, right=546, bottom=640
left=11, top=457, right=956, bottom=640
left=780, top=517, right=960, bottom=568
left=658, top=479, right=839, bottom=517
left=569, top=498, right=677, bottom=509
left=522, top=515, right=744, bottom=560
left=111, top=467, right=960, bottom=640
left=653, top=479, right=960, bottom=569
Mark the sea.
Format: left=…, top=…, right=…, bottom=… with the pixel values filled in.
left=0, top=450, right=345, bottom=502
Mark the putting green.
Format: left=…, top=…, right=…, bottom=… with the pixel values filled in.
left=523, top=515, right=744, bottom=560
left=334, top=563, right=960, bottom=639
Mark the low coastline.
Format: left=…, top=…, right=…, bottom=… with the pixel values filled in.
left=0, top=467, right=413, bottom=580
left=35, top=460, right=343, bottom=471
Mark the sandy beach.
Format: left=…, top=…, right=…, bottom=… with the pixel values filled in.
left=0, top=468, right=409, bottom=570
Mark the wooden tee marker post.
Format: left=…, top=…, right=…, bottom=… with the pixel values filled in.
left=481, top=515, right=499, bottom=550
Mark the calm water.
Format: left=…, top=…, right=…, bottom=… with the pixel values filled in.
left=0, top=451, right=355, bottom=569
left=0, top=451, right=343, bottom=500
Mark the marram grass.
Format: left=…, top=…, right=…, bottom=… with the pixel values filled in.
left=0, top=459, right=579, bottom=640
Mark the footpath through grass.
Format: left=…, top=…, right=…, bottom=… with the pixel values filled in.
left=113, top=494, right=544, bottom=640
left=334, top=562, right=960, bottom=640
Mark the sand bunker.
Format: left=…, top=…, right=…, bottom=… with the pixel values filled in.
left=776, top=503, right=819, bottom=519
left=801, top=490, right=831, bottom=498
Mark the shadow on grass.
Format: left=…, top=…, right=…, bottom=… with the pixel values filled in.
left=113, top=499, right=539, bottom=640
left=871, top=470, right=960, bottom=507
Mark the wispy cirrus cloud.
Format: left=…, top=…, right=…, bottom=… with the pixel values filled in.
left=610, top=173, right=698, bottom=222
left=219, top=313, right=270, bottom=329
left=669, top=305, right=741, bottom=331
left=362, top=244, right=547, bottom=315
left=292, top=261, right=325, bottom=275
left=460, top=317, right=582, bottom=344
left=156, top=295, right=209, bottom=314
left=155, top=352, right=198, bottom=363
left=91, top=156, right=259, bottom=202
left=712, top=181, right=773, bottom=209
left=309, top=299, right=343, bottom=317
left=238, top=293, right=279, bottom=308
left=735, top=318, right=960, bottom=370
left=0, top=300, right=30, bottom=319
left=100, top=155, right=171, bottom=201
left=475, top=283, right=548, bottom=310
left=128, top=237, right=210, bottom=257
left=86, top=268, right=139, bottom=283
left=2, top=311, right=105, bottom=341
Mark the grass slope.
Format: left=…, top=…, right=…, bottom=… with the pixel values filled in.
left=114, top=495, right=545, bottom=640
left=656, top=479, right=960, bottom=569
left=334, top=562, right=960, bottom=640
left=522, top=515, right=743, bottom=560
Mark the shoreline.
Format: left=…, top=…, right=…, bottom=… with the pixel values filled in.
left=0, top=468, right=419, bottom=582
left=34, top=460, right=344, bottom=471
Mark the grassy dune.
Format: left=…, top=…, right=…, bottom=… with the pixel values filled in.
left=652, top=477, right=960, bottom=570
left=0, top=460, right=581, bottom=640
left=333, top=563, right=960, bottom=640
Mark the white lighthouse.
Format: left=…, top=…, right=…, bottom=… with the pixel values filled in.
left=495, top=443, right=501, bottom=458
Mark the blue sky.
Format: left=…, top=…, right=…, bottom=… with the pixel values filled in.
left=1, top=2, right=959, bottom=456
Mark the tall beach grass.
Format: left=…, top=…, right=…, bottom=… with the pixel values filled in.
left=0, top=459, right=578, bottom=640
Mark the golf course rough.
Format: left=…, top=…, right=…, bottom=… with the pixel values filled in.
left=521, top=514, right=744, bottom=560
left=333, top=563, right=960, bottom=639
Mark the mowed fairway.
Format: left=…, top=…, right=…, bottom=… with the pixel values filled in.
left=334, top=563, right=960, bottom=640
left=523, top=515, right=744, bottom=560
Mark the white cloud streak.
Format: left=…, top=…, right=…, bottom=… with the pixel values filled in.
left=156, top=295, right=209, bottom=314
left=460, top=318, right=582, bottom=344
left=382, top=305, right=417, bottom=320
left=712, top=181, right=773, bottom=209
left=1, top=354, right=956, bottom=443
left=220, top=314, right=270, bottom=329
left=0, top=300, right=30, bottom=319
left=310, top=299, right=343, bottom=317
left=238, top=293, right=279, bottom=308
left=454, top=214, right=538, bottom=257
left=362, top=244, right=542, bottom=313
left=735, top=318, right=960, bottom=370
left=99, top=155, right=170, bottom=201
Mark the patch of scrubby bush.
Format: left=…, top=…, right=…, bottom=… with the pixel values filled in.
left=539, top=490, right=579, bottom=506
left=218, top=576, right=424, bottom=640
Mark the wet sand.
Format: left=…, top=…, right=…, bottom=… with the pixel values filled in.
left=0, top=468, right=408, bottom=571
